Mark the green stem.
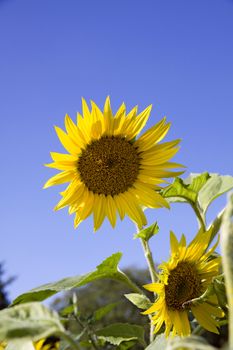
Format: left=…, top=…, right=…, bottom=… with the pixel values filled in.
left=57, top=331, right=82, bottom=350
left=119, top=270, right=145, bottom=294
left=74, top=315, right=100, bottom=350
left=140, top=238, right=157, bottom=284
left=190, top=202, right=206, bottom=231
left=136, top=224, right=157, bottom=344
left=220, top=193, right=233, bottom=350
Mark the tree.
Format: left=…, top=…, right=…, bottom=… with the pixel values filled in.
left=0, top=262, right=15, bottom=310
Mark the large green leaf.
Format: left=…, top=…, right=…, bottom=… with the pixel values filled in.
left=162, top=173, right=233, bottom=215
left=198, top=174, right=233, bottom=213
left=95, top=323, right=146, bottom=347
left=12, top=253, right=136, bottom=305
left=0, top=302, right=64, bottom=342
left=5, top=339, right=35, bottom=350
left=162, top=173, right=210, bottom=204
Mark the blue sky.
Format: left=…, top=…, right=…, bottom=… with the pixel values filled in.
left=1, top=0, right=233, bottom=300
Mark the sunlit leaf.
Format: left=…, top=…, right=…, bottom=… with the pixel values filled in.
left=162, top=173, right=210, bottom=204
left=0, top=302, right=64, bottom=342
left=199, top=174, right=233, bottom=213
left=134, top=222, right=159, bottom=241
left=5, top=339, right=35, bottom=350
left=144, top=334, right=169, bottom=349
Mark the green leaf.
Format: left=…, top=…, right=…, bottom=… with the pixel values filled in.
left=117, top=340, right=136, bottom=350
left=198, top=174, right=233, bottom=213
left=212, top=275, right=227, bottom=312
left=5, top=339, right=35, bottom=350
left=144, top=334, right=170, bottom=350
left=93, top=302, right=119, bottom=322
left=124, top=293, right=152, bottom=310
left=59, top=305, right=75, bottom=317
left=134, top=222, right=159, bottom=241
left=12, top=253, right=136, bottom=305
left=162, top=173, right=210, bottom=204
left=221, top=193, right=233, bottom=345
left=167, top=335, right=215, bottom=350
left=96, top=323, right=146, bottom=347
left=0, top=302, right=64, bottom=342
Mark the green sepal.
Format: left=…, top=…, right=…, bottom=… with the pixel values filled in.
left=134, top=222, right=159, bottom=241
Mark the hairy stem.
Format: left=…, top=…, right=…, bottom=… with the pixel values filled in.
left=140, top=238, right=157, bottom=284
left=74, top=315, right=100, bottom=350
left=190, top=202, right=206, bottom=231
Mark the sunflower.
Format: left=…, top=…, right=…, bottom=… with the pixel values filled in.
left=44, top=97, right=183, bottom=230
left=143, top=230, right=224, bottom=337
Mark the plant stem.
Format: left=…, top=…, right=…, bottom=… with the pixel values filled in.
left=139, top=237, right=157, bottom=343
left=136, top=225, right=157, bottom=343
left=190, top=202, right=206, bottom=231
left=57, top=331, right=82, bottom=350
left=140, top=238, right=157, bottom=284
left=74, top=315, right=100, bottom=350
left=220, top=193, right=233, bottom=350
left=119, top=270, right=145, bottom=294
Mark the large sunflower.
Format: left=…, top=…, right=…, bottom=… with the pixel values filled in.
left=143, top=230, right=223, bottom=337
left=44, top=97, right=183, bottom=230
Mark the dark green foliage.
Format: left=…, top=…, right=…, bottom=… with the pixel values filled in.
left=0, top=262, right=15, bottom=310
left=51, top=268, right=151, bottom=349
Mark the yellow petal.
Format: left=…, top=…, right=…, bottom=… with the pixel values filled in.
left=135, top=117, right=170, bottom=151
left=55, top=126, right=80, bottom=155
left=93, top=194, right=106, bottom=231
left=132, top=182, right=169, bottom=209
left=43, top=170, right=74, bottom=189
left=170, top=231, right=179, bottom=256
left=105, top=195, right=117, bottom=227
left=143, top=283, right=164, bottom=293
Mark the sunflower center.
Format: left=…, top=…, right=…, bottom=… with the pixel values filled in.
left=165, top=262, right=202, bottom=310
left=77, top=136, right=140, bottom=196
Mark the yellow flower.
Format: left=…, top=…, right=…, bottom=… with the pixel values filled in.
left=44, top=97, right=183, bottom=230
left=143, top=230, right=223, bottom=337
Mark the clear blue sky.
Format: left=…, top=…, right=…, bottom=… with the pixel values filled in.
left=1, top=0, right=233, bottom=300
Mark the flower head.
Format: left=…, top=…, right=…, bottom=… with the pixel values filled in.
left=44, top=97, right=183, bottom=230
left=143, top=230, right=223, bottom=337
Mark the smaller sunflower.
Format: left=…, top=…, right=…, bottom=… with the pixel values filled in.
left=143, top=230, right=223, bottom=337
